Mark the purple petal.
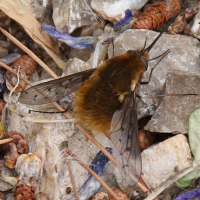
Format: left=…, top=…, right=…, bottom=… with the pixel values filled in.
left=114, top=9, right=133, bottom=33
left=174, top=188, right=200, bottom=200
left=42, top=24, right=97, bottom=49
left=0, top=70, right=6, bottom=92
left=0, top=53, right=21, bottom=64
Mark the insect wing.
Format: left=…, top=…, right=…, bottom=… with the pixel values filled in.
left=19, top=69, right=95, bottom=105
left=110, top=92, right=141, bottom=185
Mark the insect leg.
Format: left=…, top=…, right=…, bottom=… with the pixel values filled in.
left=29, top=100, right=74, bottom=114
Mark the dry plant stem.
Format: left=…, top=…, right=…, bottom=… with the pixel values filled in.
left=0, top=28, right=59, bottom=80
left=144, top=161, right=200, bottom=200
left=66, top=148, right=120, bottom=200
left=0, top=138, right=13, bottom=145
left=0, top=32, right=150, bottom=193
left=64, top=149, right=80, bottom=200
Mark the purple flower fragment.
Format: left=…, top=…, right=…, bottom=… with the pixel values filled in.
left=41, top=24, right=97, bottom=50
left=0, top=53, right=21, bottom=64
left=0, top=70, right=6, bottom=92
left=114, top=9, right=133, bottom=33
left=67, top=147, right=112, bottom=200
left=174, top=188, right=200, bottom=200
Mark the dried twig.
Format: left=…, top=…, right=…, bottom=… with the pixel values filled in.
left=63, top=146, right=80, bottom=200
left=65, top=147, right=120, bottom=200
left=0, top=138, right=13, bottom=145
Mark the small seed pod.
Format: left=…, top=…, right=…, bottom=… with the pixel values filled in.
left=0, top=100, right=5, bottom=114
left=167, top=14, right=187, bottom=34
left=92, top=192, right=108, bottom=200
left=14, top=180, right=35, bottom=200
left=0, top=99, right=5, bottom=121
left=15, top=153, right=42, bottom=186
left=1, top=131, right=29, bottom=169
left=5, top=55, right=37, bottom=92
left=2, top=131, right=29, bottom=154
left=139, top=130, right=156, bottom=150
left=35, top=192, right=50, bottom=200
left=132, top=0, right=181, bottom=30
left=4, top=142, right=19, bottom=169
left=108, top=189, right=129, bottom=200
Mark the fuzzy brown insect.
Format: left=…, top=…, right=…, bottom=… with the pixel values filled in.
left=19, top=10, right=182, bottom=185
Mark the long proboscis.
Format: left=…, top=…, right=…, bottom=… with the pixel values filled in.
left=145, top=9, right=183, bottom=52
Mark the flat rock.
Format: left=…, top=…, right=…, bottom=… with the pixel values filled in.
left=142, top=134, right=192, bottom=188
left=109, top=29, right=200, bottom=119
left=145, top=72, right=200, bottom=133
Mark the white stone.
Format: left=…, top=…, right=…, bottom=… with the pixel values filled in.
left=91, top=0, right=148, bottom=23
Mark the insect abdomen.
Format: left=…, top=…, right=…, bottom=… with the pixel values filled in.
left=74, top=51, right=146, bottom=136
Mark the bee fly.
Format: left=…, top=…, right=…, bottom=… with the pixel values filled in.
left=19, top=10, right=183, bottom=185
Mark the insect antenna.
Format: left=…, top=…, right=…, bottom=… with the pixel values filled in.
left=145, top=9, right=183, bottom=53
left=141, top=49, right=170, bottom=84
left=148, top=49, right=170, bottom=62
left=141, top=37, right=148, bottom=52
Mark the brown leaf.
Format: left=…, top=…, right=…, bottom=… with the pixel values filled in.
left=0, top=0, right=65, bottom=69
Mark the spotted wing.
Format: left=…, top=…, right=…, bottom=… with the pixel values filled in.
left=19, top=69, right=95, bottom=105
left=110, top=92, right=141, bottom=185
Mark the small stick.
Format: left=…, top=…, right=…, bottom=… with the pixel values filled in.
left=0, top=138, right=14, bottom=145
left=62, top=145, right=79, bottom=200
left=65, top=147, right=120, bottom=200
left=0, top=28, right=59, bottom=80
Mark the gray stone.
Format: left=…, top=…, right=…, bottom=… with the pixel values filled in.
left=52, top=0, right=104, bottom=34
left=142, top=134, right=192, bottom=188
left=62, top=58, right=91, bottom=76
left=6, top=193, right=14, bottom=200
left=0, top=160, right=16, bottom=191
left=145, top=72, right=200, bottom=134
left=21, top=0, right=52, bottom=23
left=109, top=29, right=200, bottom=119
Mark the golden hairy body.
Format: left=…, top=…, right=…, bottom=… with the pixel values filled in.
left=74, top=50, right=147, bottom=137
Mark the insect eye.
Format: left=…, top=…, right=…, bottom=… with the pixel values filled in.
left=140, top=57, right=148, bottom=69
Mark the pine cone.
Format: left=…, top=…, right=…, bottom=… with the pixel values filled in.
left=14, top=183, right=35, bottom=200
left=5, top=55, right=37, bottom=92
left=132, top=0, right=181, bottom=30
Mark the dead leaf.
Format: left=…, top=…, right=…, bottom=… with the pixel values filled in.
left=0, top=0, right=65, bottom=69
